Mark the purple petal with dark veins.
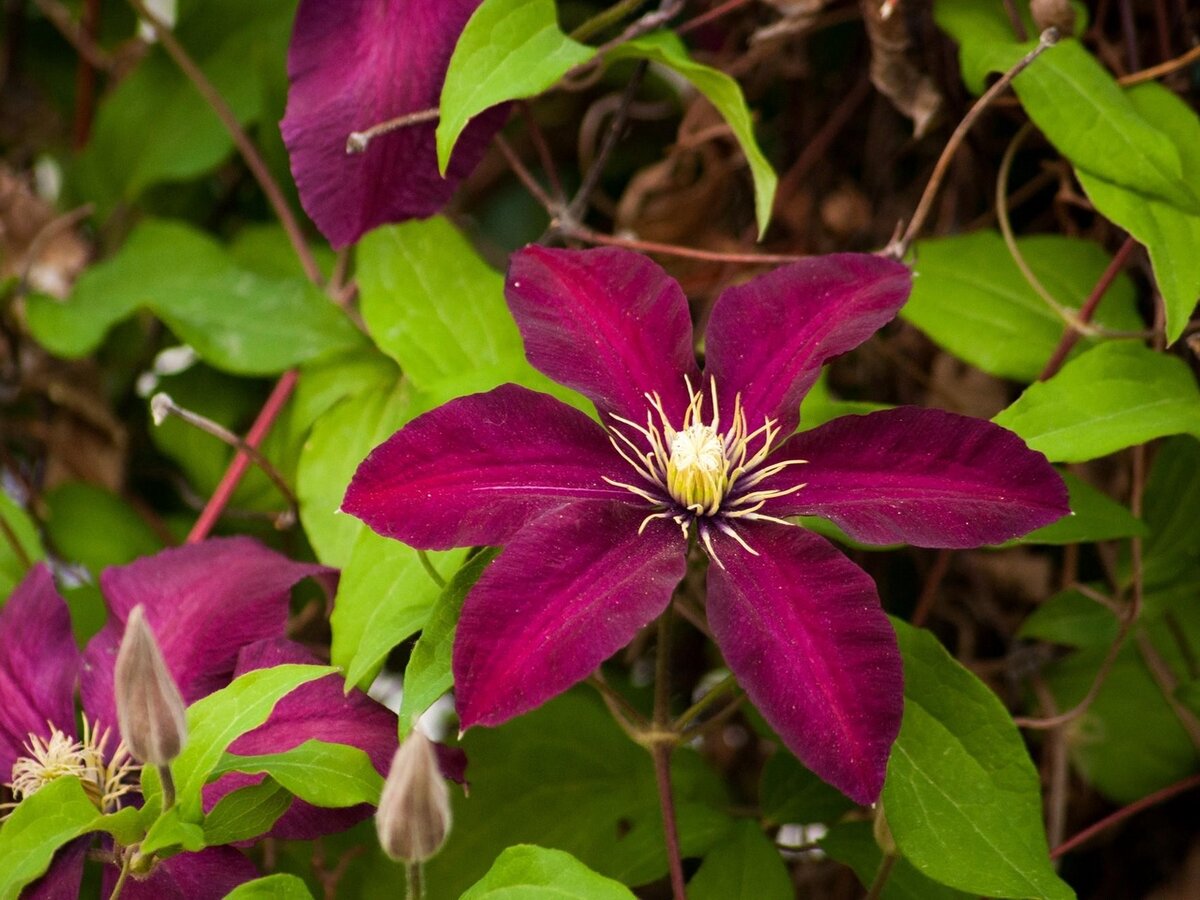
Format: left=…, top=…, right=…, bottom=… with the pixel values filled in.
left=760, top=408, right=1069, bottom=547
left=704, top=254, right=911, bottom=438
left=454, top=501, right=685, bottom=729
left=24, top=837, right=87, bottom=900
left=706, top=523, right=902, bottom=805
left=0, top=565, right=79, bottom=774
left=506, top=246, right=700, bottom=425
left=281, top=0, right=507, bottom=248
left=80, top=538, right=331, bottom=730
left=204, top=638, right=397, bottom=840
left=344, top=383, right=634, bottom=550
left=101, top=846, right=257, bottom=900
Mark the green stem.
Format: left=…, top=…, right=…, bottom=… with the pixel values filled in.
left=417, top=551, right=446, bottom=589
left=158, top=764, right=176, bottom=811
left=108, top=855, right=132, bottom=900
left=652, top=610, right=687, bottom=900
left=864, top=852, right=898, bottom=900
left=674, top=674, right=737, bottom=731
left=569, top=0, right=647, bottom=41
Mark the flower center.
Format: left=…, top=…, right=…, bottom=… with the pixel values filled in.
left=4, top=718, right=140, bottom=815
left=667, top=424, right=727, bottom=514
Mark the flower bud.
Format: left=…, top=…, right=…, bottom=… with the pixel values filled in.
left=1030, top=0, right=1076, bottom=36
left=375, top=732, right=452, bottom=863
left=114, top=605, right=187, bottom=765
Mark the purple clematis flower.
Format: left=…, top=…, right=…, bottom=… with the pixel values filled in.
left=0, top=538, right=398, bottom=898
left=281, top=0, right=508, bottom=248
left=344, top=247, right=1069, bottom=803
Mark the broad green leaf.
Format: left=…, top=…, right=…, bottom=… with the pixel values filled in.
left=212, top=739, right=384, bottom=808
left=0, top=489, right=44, bottom=599
left=1014, top=471, right=1145, bottom=545
left=688, top=819, right=792, bottom=900
left=24, top=220, right=363, bottom=375
left=437, top=0, right=594, bottom=172
left=224, top=874, right=316, bottom=900
left=333, top=530, right=467, bottom=691
left=903, top=232, right=1139, bottom=381
left=202, top=778, right=292, bottom=845
left=821, top=822, right=972, bottom=900
left=610, top=31, right=777, bottom=236
left=884, top=620, right=1073, bottom=900
left=1018, top=588, right=1120, bottom=649
left=1078, top=84, right=1200, bottom=344
left=423, top=692, right=732, bottom=898
left=172, top=664, right=332, bottom=819
left=759, top=751, right=854, bottom=827
left=461, top=845, right=636, bottom=899
left=42, top=482, right=163, bottom=572
left=228, top=223, right=337, bottom=282
left=140, top=806, right=205, bottom=855
left=357, top=219, right=522, bottom=387
left=1142, top=437, right=1200, bottom=583
left=400, top=549, right=499, bottom=736
left=993, top=342, right=1200, bottom=462
left=0, top=777, right=141, bottom=897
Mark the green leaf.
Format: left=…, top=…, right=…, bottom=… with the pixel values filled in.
left=171, top=664, right=332, bottom=819
left=333, top=530, right=467, bottom=691
left=903, top=232, right=1139, bottom=381
left=24, top=220, right=363, bottom=375
left=437, top=0, right=594, bottom=172
left=423, top=692, right=732, bottom=898
left=461, top=845, right=637, bottom=899
left=797, top=373, right=890, bottom=430
left=1078, top=84, right=1200, bottom=344
left=0, top=488, right=44, bottom=599
left=202, top=778, right=292, bottom=846
left=212, top=739, right=384, bottom=808
left=821, top=822, right=973, bottom=900
left=1014, top=471, right=1145, bottom=545
left=609, top=31, right=777, bottom=237
left=141, top=806, right=206, bottom=855
left=1018, top=588, right=1120, bottom=649
left=883, top=620, right=1073, bottom=900
left=0, top=778, right=141, bottom=897
left=42, top=482, right=163, bottom=571
left=759, top=751, right=854, bottom=827
left=688, top=819, right=792, bottom=900
left=1142, top=437, right=1200, bottom=583
left=400, top=549, right=499, bottom=736
left=992, top=342, right=1200, bottom=462
left=224, top=874, right=316, bottom=900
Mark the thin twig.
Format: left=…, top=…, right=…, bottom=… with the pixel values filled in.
left=886, top=28, right=1059, bottom=259
left=345, top=108, right=439, bottom=154
left=1118, top=42, right=1200, bottom=85
left=1001, top=0, right=1029, bottom=41
left=652, top=609, right=687, bottom=900
left=31, top=0, right=111, bottom=70
left=518, top=101, right=566, bottom=204
left=678, top=0, right=754, bottom=36
left=863, top=852, right=898, bottom=900
left=1051, top=773, right=1200, bottom=858
left=0, top=511, right=32, bottom=569
left=495, top=134, right=558, bottom=214
left=127, top=0, right=323, bottom=286
left=1135, top=630, right=1200, bottom=749
left=911, top=549, right=952, bottom=627
left=563, top=221, right=803, bottom=264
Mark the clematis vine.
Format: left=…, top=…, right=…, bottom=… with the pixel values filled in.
left=0, top=538, right=399, bottom=898
left=344, top=247, right=1068, bottom=803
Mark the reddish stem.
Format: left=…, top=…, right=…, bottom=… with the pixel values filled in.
left=186, top=369, right=298, bottom=543
left=1051, top=773, right=1200, bottom=859
left=677, top=0, right=753, bottom=35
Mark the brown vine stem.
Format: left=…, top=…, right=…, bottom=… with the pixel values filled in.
left=1038, top=236, right=1138, bottom=380
left=1050, top=772, right=1200, bottom=859
left=677, top=0, right=754, bottom=36
left=345, top=108, right=439, bottom=154
left=886, top=28, right=1059, bottom=260
left=569, top=0, right=648, bottom=42
left=652, top=609, right=687, bottom=900
left=0, top=513, right=32, bottom=569
left=127, top=0, right=323, bottom=286
left=863, top=852, right=898, bottom=900
left=563, top=222, right=803, bottom=264
left=1119, top=42, right=1200, bottom=85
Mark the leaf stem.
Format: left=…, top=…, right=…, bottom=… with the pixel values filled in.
left=569, top=0, right=648, bottom=42
left=674, top=673, right=736, bottom=730
left=863, top=851, right=898, bottom=900
left=417, top=550, right=446, bottom=589
left=652, top=609, right=687, bottom=900
left=108, top=854, right=132, bottom=900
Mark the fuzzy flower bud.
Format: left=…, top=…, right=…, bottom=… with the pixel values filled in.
left=375, top=731, right=452, bottom=863
left=114, top=605, right=187, bottom=766
left=1030, top=0, right=1076, bottom=36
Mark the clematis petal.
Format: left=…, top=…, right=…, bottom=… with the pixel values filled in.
left=760, top=408, right=1070, bottom=547
left=454, top=501, right=685, bottom=729
left=0, top=565, right=79, bottom=774
left=506, top=246, right=700, bottom=424
left=704, top=254, right=911, bottom=438
left=204, top=638, right=397, bottom=840
left=281, top=0, right=506, bottom=248
left=81, top=539, right=331, bottom=729
left=706, top=523, right=902, bottom=805
left=101, top=846, right=257, bottom=900
left=24, top=837, right=87, bottom=900
left=344, top=383, right=632, bottom=550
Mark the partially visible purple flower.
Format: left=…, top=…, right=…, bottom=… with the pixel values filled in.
left=1, top=538, right=397, bottom=898
left=344, top=246, right=1069, bottom=803
left=281, top=0, right=507, bottom=248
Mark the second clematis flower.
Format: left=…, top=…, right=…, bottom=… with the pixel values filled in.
left=344, top=246, right=1069, bottom=804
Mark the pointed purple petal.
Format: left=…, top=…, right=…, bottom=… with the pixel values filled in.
left=344, top=384, right=633, bottom=550
left=0, top=565, right=79, bottom=774
left=506, top=246, right=700, bottom=424
left=760, top=408, right=1070, bottom=547
left=455, top=501, right=685, bottom=729
left=101, top=847, right=257, bottom=900
left=203, top=638, right=398, bottom=840
left=704, top=254, right=911, bottom=438
left=706, top=523, right=902, bottom=804
left=282, top=0, right=507, bottom=248
left=80, top=539, right=331, bottom=729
